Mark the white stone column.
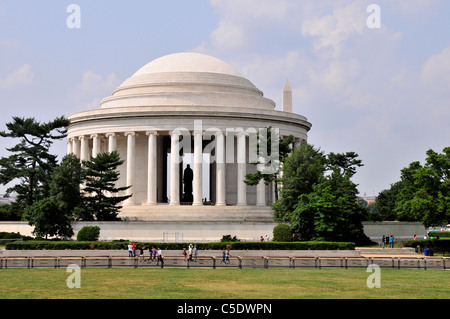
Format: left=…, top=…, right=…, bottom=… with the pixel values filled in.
left=169, top=131, right=180, bottom=206
left=256, top=180, right=266, bottom=206
left=215, top=131, right=226, bottom=206
left=106, top=133, right=117, bottom=153
left=79, top=136, right=89, bottom=163
left=193, top=131, right=203, bottom=206
left=67, top=138, right=73, bottom=155
left=91, top=134, right=101, bottom=158
left=124, top=132, right=136, bottom=206
left=146, top=131, right=158, bottom=206
left=237, top=132, right=247, bottom=206
left=72, top=138, right=80, bottom=158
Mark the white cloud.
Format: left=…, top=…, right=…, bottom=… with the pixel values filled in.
left=301, top=2, right=366, bottom=56
left=0, top=64, right=34, bottom=89
left=421, top=46, right=450, bottom=93
left=70, top=71, right=121, bottom=110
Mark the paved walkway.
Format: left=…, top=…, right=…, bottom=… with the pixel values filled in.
left=0, top=247, right=427, bottom=258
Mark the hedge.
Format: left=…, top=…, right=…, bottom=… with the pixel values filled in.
left=5, top=240, right=355, bottom=251
left=403, top=239, right=450, bottom=252
left=428, top=231, right=450, bottom=238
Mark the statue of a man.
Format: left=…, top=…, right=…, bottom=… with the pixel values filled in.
left=183, top=164, right=193, bottom=202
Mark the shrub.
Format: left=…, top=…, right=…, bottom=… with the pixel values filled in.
left=220, top=235, right=240, bottom=242
left=273, top=224, right=292, bottom=242
left=76, top=226, right=101, bottom=241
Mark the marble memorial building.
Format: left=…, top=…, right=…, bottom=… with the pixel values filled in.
left=67, top=52, right=312, bottom=241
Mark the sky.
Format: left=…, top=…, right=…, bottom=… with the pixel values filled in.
left=0, top=0, right=449, bottom=197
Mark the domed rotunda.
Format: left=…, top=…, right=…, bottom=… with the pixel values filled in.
left=67, top=52, right=311, bottom=241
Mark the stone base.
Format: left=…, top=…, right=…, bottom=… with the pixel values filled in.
left=105, top=205, right=278, bottom=242
left=118, top=204, right=275, bottom=223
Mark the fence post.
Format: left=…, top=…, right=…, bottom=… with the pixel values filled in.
left=211, top=257, right=216, bottom=269
left=238, top=257, right=242, bottom=269
left=423, top=258, right=427, bottom=270
left=108, top=256, right=112, bottom=269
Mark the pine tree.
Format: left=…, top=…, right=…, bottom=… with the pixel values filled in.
left=82, top=151, right=131, bottom=221
left=0, top=116, right=70, bottom=212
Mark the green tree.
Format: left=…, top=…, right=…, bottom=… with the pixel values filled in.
left=374, top=181, right=404, bottom=221
left=277, top=147, right=370, bottom=244
left=82, top=151, right=131, bottom=221
left=272, top=143, right=326, bottom=221
left=24, top=197, right=74, bottom=239
left=394, top=148, right=450, bottom=227
left=49, top=154, right=87, bottom=220
left=244, top=127, right=294, bottom=202
left=0, top=116, right=70, bottom=212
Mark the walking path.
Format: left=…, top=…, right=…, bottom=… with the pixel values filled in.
left=0, top=247, right=424, bottom=258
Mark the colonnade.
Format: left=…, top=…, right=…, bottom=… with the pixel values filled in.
left=67, top=130, right=269, bottom=207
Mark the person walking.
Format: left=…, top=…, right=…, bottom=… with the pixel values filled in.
left=182, top=248, right=187, bottom=261
left=381, top=235, right=385, bottom=249
left=139, top=246, right=145, bottom=260
left=389, top=235, right=395, bottom=248
left=128, top=243, right=133, bottom=257
left=132, top=242, right=137, bottom=257
left=156, top=247, right=163, bottom=266
left=193, top=245, right=198, bottom=262
left=225, top=249, right=231, bottom=264
left=384, top=235, right=389, bottom=249
left=188, top=244, right=193, bottom=261
left=148, top=246, right=153, bottom=261
left=221, top=248, right=226, bottom=264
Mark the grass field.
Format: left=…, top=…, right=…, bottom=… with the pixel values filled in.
left=0, top=267, right=448, bottom=299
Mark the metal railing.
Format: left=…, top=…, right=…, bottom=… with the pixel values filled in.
left=1, top=256, right=448, bottom=270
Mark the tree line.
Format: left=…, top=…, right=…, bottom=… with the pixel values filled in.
left=0, top=116, right=130, bottom=238
left=370, top=148, right=450, bottom=228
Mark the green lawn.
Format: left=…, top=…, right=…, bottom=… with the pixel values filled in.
left=0, top=267, right=448, bottom=299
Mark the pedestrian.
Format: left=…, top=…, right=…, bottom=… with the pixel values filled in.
left=413, top=234, right=417, bottom=240
left=225, top=249, right=231, bottom=264
left=221, top=248, right=226, bottom=264
left=188, top=244, right=193, bottom=261
left=156, top=247, right=163, bottom=266
left=132, top=242, right=137, bottom=257
left=384, top=235, right=389, bottom=248
left=182, top=248, right=187, bottom=261
left=389, top=235, right=394, bottom=248
left=381, top=235, right=385, bottom=249
left=139, top=246, right=145, bottom=260
left=152, top=246, right=157, bottom=261
left=148, top=246, right=153, bottom=261
left=128, top=243, right=133, bottom=257
left=193, top=245, right=198, bottom=262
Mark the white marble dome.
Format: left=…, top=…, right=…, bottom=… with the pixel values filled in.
left=100, top=52, right=276, bottom=110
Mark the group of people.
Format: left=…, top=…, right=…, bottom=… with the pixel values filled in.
left=127, top=243, right=164, bottom=265
left=381, top=235, right=395, bottom=248
left=182, top=244, right=198, bottom=261
left=259, top=234, right=270, bottom=242
left=221, top=247, right=231, bottom=264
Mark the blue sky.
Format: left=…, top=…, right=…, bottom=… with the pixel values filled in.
left=1, top=0, right=449, bottom=197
